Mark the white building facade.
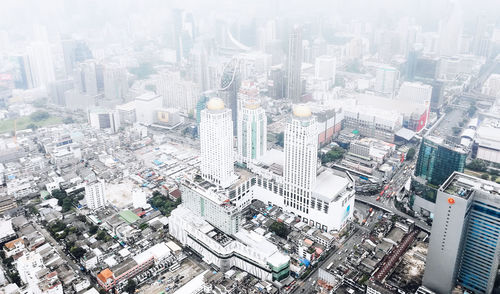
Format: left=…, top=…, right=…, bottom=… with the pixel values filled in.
left=398, top=82, right=432, bottom=105
left=237, top=98, right=267, bottom=164
left=85, top=180, right=106, bottom=210
left=283, top=105, right=318, bottom=214
left=200, top=98, right=236, bottom=188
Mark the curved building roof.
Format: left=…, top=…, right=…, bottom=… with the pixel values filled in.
left=293, top=104, right=312, bottom=118
left=206, top=98, right=225, bottom=111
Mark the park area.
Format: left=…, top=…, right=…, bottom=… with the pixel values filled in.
left=0, top=111, right=63, bottom=134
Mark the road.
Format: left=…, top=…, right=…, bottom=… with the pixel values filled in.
left=33, top=222, right=81, bottom=273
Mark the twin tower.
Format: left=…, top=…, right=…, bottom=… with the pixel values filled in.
left=199, top=97, right=317, bottom=197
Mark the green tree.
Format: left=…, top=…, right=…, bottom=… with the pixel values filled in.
left=70, top=247, right=86, bottom=259
left=321, top=146, right=345, bottom=164
left=491, top=175, right=498, bottom=182
left=269, top=221, right=290, bottom=238
left=63, top=117, right=75, bottom=124
left=124, top=279, right=137, bottom=294
left=89, top=225, right=99, bottom=235
left=26, top=123, right=38, bottom=130
left=30, top=111, right=50, bottom=121
left=481, top=173, right=490, bottom=180
left=467, top=159, right=487, bottom=172
left=139, top=223, right=148, bottom=230
left=62, top=198, right=73, bottom=212
left=406, top=147, right=416, bottom=161
left=96, top=230, right=108, bottom=241
left=32, top=97, right=48, bottom=108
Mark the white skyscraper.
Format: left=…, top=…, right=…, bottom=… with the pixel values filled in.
left=398, top=81, right=433, bottom=105
left=283, top=105, right=318, bottom=214
left=85, top=180, right=106, bottom=210
left=315, top=55, right=336, bottom=81
left=200, top=98, right=236, bottom=188
left=27, top=42, right=55, bottom=89
left=155, top=71, right=200, bottom=113
left=103, top=64, right=128, bottom=101
left=237, top=97, right=267, bottom=164
left=374, top=65, right=399, bottom=96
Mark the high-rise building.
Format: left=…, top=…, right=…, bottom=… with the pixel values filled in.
left=314, top=55, right=336, bottom=81
left=103, top=64, right=128, bottom=101
left=415, top=136, right=468, bottom=187
left=286, top=26, right=303, bottom=103
left=437, top=2, right=463, bottom=56
left=74, top=60, right=99, bottom=96
left=200, top=98, right=236, bottom=188
left=284, top=105, right=318, bottom=214
left=27, top=42, right=55, bottom=88
left=237, top=97, right=267, bottom=164
left=398, top=81, right=432, bottom=105
left=406, top=45, right=423, bottom=81
left=49, top=79, right=74, bottom=106
left=190, top=43, right=210, bottom=91
left=61, top=38, right=92, bottom=77
left=13, top=54, right=34, bottom=89
left=374, top=65, right=398, bottom=96
left=85, top=180, right=106, bottom=210
left=423, top=172, right=500, bottom=294
left=219, top=59, right=240, bottom=134
left=88, top=108, right=121, bottom=133
left=155, top=71, right=200, bottom=113
left=268, top=66, right=285, bottom=99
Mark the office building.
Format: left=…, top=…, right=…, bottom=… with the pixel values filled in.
left=423, top=172, right=500, bottom=294
left=85, top=180, right=106, bottom=210
left=13, top=54, right=34, bottom=89
left=219, top=60, right=241, bottom=134
left=482, top=74, right=500, bottom=98
left=411, top=136, right=468, bottom=217
left=474, top=118, right=500, bottom=164
left=398, top=82, right=432, bottom=105
left=88, top=108, right=120, bottom=133
left=27, top=42, right=55, bottom=88
left=48, top=79, right=74, bottom=106
left=268, top=66, right=285, bottom=99
left=155, top=71, right=200, bottom=113
left=415, top=136, right=467, bottom=187
left=286, top=26, right=303, bottom=103
left=374, top=65, right=399, bottom=96
left=61, top=38, right=92, bottom=76
left=237, top=97, right=267, bottom=164
left=199, top=98, right=236, bottom=188
left=74, top=60, right=99, bottom=96
left=437, top=2, right=463, bottom=56
left=134, top=92, right=162, bottom=126
left=103, top=64, right=128, bottom=101
left=315, top=55, right=336, bottom=81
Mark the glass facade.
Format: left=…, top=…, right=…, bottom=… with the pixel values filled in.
left=457, top=200, right=500, bottom=294
left=415, top=137, right=467, bottom=187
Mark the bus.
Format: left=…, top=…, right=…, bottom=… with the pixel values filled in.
left=376, top=196, right=381, bottom=201
left=326, top=262, right=334, bottom=270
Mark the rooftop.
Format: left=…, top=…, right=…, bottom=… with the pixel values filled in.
left=119, top=210, right=141, bottom=224
left=442, top=172, right=500, bottom=199
left=313, top=169, right=350, bottom=202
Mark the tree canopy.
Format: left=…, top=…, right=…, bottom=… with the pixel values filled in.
left=406, top=147, right=416, bottom=161
left=269, top=221, right=290, bottom=239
